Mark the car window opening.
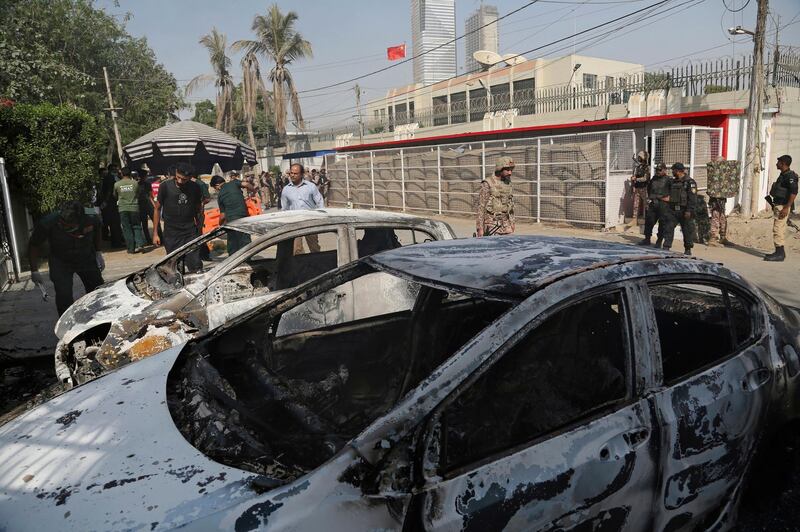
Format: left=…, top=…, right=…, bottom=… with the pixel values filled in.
left=166, top=271, right=513, bottom=485
left=439, top=291, right=629, bottom=473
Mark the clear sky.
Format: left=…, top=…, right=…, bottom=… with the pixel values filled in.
left=98, top=0, right=800, bottom=130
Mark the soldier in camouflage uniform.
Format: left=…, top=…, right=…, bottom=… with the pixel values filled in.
left=476, top=156, right=515, bottom=236
left=706, top=160, right=740, bottom=246
left=661, top=162, right=698, bottom=256
left=639, top=163, right=670, bottom=247
left=694, top=194, right=711, bottom=245
left=630, top=150, right=650, bottom=225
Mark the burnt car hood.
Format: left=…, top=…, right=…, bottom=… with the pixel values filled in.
left=0, top=345, right=256, bottom=531
left=55, top=278, right=152, bottom=344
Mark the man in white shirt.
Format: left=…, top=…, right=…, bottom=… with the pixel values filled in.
left=280, top=163, right=324, bottom=253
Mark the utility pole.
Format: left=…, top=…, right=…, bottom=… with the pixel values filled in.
left=771, top=13, right=780, bottom=87
left=103, top=67, right=125, bottom=167
left=740, top=0, right=768, bottom=217
left=354, top=84, right=364, bottom=145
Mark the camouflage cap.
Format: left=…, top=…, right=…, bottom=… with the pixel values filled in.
left=636, top=150, right=649, bottom=162
left=495, top=156, right=516, bottom=172
left=655, top=162, right=667, bottom=171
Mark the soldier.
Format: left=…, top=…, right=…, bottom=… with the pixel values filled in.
left=661, top=162, right=697, bottom=256
left=630, top=150, right=650, bottom=225
left=764, top=154, right=798, bottom=262
left=476, top=156, right=515, bottom=237
left=639, top=162, right=670, bottom=247
left=706, top=159, right=740, bottom=246
left=694, top=194, right=711, bottom=245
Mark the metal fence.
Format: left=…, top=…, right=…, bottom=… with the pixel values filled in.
left=324, top=130, right=636, bottom=228
left=308, top=50, right=800, bottom=144
left=650, top=127, right=723, bottom=191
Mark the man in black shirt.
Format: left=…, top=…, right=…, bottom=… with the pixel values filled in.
left=29, top=200, right=104, bottom=315
left=152, top=162, right=204, bottom=271
left=765, top=154, right=799, bottom=262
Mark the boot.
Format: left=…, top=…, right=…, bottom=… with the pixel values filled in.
left=655, top=237, right=663, bottom=248
left=764, top=246, right=785, bottom=262
left=638, top=236, right=651, bottom=246
left=684, top=247, right=692, bottom=256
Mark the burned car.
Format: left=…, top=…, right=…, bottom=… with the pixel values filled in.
left=2, top=236, right=799, bottom=530
left=53, top=208, right=454, bottom=387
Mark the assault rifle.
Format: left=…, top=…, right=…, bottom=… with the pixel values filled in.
left=473, top=220, right=503, bottom=238
left=765, top=195, right=800, bottom=232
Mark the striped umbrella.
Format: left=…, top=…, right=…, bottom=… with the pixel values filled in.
left=123, top=120, right=257, bottom=174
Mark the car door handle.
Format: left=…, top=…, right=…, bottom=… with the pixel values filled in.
left=742, top=368, right=771, bottom=392
left=622, top=428, right=650, bottom=449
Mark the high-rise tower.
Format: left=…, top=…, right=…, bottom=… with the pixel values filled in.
left=411, top=0, right=457, bottom=85
left=465, top=4, right=499, bottom=73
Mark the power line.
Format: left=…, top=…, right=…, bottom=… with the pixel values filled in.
left=297, top=0, right=545, bottom=95
left=301, top=0, right=683, bottom=123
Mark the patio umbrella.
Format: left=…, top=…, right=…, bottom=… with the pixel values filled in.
left=123, top=120, right=257, bottom=175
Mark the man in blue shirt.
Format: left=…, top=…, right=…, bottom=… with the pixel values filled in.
left=280, top=163, right=324, bottom=254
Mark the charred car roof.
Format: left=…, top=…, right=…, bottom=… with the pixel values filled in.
left=366, top=235, right=684, bottom=298
left=227, top=208, right=442, bottom=235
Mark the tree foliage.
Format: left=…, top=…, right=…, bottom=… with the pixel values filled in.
left=0, top=0, right=184, bottom=155
left=0, top=103, right=105, bottom=216
left=187, top=28, right=235, bottom=133
left=192, top=100, right=217, bottom=128
left=233, top=4, right=312, bottom=139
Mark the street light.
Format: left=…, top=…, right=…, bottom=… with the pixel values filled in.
left=728, top=25, right=755, bottom=38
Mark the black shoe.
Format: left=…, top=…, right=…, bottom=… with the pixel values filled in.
left=655, top=237, right=663, bottom=248
left=639, top=237, right=651, bottom=246
left=684, top=248, right=692, bottom=256
left=764, top=246, right=785, bottom=262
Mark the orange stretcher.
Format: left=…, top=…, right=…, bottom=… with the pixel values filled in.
left=202, top=196, right=261, bottom=235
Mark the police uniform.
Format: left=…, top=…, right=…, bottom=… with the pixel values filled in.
left=631, top=151, right=650, bottom=222
left=661, top=163, right=698, bottom=254
left=29, top=202, right=104, bottom=315
left=766, top=167, right=798, bottom=261
left=476, top=157, right=515, bottom=236
left=641, top=164, right=670, bottom=246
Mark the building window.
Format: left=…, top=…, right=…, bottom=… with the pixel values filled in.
left=469, top=88, right=487, bottom=122
left=450, top=91, right=467, bottom=124
left=409, top=101, right=415, bottom=121
left=433, top=95, right=449, bottom=126
left=490, top=83, right=510, bottom=111
left=582, top=73, right=597, bottom=88
left=513, top=78, right=535, bottom=115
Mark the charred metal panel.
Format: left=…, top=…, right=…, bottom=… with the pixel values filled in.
left=420, top=401, right=658, bottom=531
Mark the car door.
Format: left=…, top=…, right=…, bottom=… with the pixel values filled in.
left=413, top=286, right=660, bottom=531
left=643, top=279, right=772, bottom=530
left=204, top=225, right=350, bottom=330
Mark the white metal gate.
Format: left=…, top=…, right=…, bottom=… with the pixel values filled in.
left=324, top=130, right=636, bottom=228
left=650, top=126, right=723, bottom=190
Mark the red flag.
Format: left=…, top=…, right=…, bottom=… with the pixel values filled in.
left=387, top=44, right=406, bottom=61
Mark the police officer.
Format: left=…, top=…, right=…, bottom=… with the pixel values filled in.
left=630, top=150, right=650, bottom=225
left=476, top=156, right=515, bottom=237
left=28, top=200, right=105, bottom=316
left=639, top=162, right=670, bottom=247
left=661, top=162, right=697, bottom=255
left=210, top=175, right=253, bottom=255
left=764, top=154, right=798, bottom=262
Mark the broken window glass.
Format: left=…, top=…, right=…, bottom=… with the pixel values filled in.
left=438, top=291, right=629, bottom=473
left=649, top=283, right=754, bottom=385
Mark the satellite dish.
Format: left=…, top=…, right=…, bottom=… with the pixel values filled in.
left=473, top=50, right=503, bottom=70
left=502, top=53, right=528, bottom=66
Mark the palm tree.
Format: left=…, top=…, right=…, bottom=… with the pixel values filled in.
left=187, top=28, right=235, bottom=133
left=239, top=51, right=272, bottom=150
left=233, top=4, right=312, bottom=139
